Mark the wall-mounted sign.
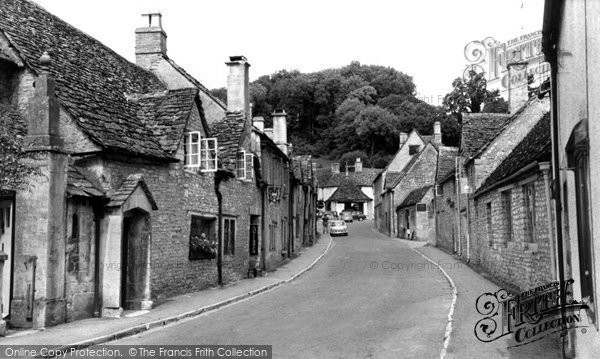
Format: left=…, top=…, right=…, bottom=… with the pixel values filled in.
left=267, top=186, right=281, bottom=203
left=464, top=31, right=550, bottom=91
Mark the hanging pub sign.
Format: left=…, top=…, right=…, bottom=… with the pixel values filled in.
left=267, top=186, right=282, bottom=203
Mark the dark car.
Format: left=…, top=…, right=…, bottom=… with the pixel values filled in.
left=341, top=211, right=353, bottom=222
left=352, top=211, right=366, bottom=221
left=323, top=211, right=338, bottom=221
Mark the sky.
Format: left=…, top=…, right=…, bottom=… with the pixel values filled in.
left=31, top=0, right=544, bottom=106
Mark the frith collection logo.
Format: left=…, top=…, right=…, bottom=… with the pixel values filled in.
left=474, top=279, right=589, bottom=347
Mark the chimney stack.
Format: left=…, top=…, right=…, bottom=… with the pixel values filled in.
left=226, top=56, right=250, bottom=116
left=135, top=13, right=167, bottom=69
left=507, top=62, right=529, bottom=114
left=253, top=116, right=264, bottom=132
left=433, top=121, right=442, bottom=145
left=272, top=109, right=289, bottom=155
left=355, top=158, right=363, bottom=172
left=331, top=163, right=340, bottom=174
left=399, top=132, right=408, bottom=147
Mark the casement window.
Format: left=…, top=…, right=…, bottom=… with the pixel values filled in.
left=236, top=151, right=255, bottom=180
left=523, top=183, right=536, bottom=243
left=501, top=190, right=513, bottom=243
left=184, top=132, right=217, bottom=172
left=189, top=215, right=217, bottom=260
left=223, top=218, right=235, bottom=256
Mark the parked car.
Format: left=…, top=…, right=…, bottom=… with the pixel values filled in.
left=329, top=220, right=348, bottom=236
left=352, top=211, right=366, bottom=221
left=341, top=211, right=353, bottom=222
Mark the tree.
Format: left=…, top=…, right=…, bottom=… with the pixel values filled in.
left=443, top=69, right=506, bottom=123
left=210, top=87, right=227, bottom=105
left=0, top=126, right=38, bottom=192
left=354, top=105, right=400, bottom=157
left=338, top=151, right=371, bottom=171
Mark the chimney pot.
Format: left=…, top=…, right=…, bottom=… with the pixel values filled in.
left=399, top=132, right=408, bottom=147
left=253, top=116, right=264, bottom=132
left=331, top=163, right=340, bottom=174
left=135, top=13, right=167, bottom=69
left=272, top=109, right=288, bottom=155
left=226, top=55, right=250, bottom=116
left=355, top=158, right=363, bottom=172
left=433, top=121, right=442, bottom=145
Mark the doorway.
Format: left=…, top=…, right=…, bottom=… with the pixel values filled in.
left=120, top=209, right=151, bottom=310
left=0, top=197, right=14, bottom=319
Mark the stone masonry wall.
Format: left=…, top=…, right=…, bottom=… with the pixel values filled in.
left=471, top=173, right=554, bottom=291
left=435, top=177, right=457, bottom=252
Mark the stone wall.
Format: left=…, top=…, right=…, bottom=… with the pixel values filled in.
left=471, top=173, right=554, bottom=291
left=435, top=177, right=457, bottom=252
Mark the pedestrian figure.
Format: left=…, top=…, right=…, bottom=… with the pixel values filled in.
left=323, top=216, right=329, bottom=234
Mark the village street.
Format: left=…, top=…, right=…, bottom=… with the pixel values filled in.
left=109, top=221, right=452, bottom=358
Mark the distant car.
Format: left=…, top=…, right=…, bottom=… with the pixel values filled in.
left=352, top=211, right=366, bottom=221
left=341, top=212, right=353, bottom=222
left=329, top=220, right=348, bottom=236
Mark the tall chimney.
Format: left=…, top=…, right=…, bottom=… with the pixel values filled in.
left=355, top=158, right=363, bottom=172
left=399, top=132, right=408, bottom=147
left=253, top=116, right=264, bottom=132
left=226, top=56, right=250, bottom=116
left=433, top=121, right=442, bottom=145
left=135, top=13, right=167, bottom=69
left=507, top=62, right=529, bottom=114
left=272, top=109, right=288, bottom=155
left=331, top=163, right=340, bottom=174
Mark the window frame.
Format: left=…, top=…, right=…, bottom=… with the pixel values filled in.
left=237, top=151, right=247, bottom=179
left=184, top=131, right=218, bottom=172
left=184, top=131, right=202, bottom=169
left=223, top=217, right=236, bottom=256
left=523, top=182, right=536, bottom=243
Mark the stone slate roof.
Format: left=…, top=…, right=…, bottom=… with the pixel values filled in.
left=322, top=168, right=381, bottom=188
left=0, top=0, right=197, bottom=159
left=436, top=146, right=458, bottom=183
left=134, top=88, right=199, bottom=154
left=387, top=153, right=421, bottom=189
left=0, top=104, right=26, bottom=136
left=466, top=95, right=549, bottom=165
left=212, top=111, right=247, bottom=171
left=476, top=112, right=551, bottom=196
left=398, top=186, right=433, bottom=208
left=384, top=172, right=403, bottom=190
left=328, top=180, right=371, bottom=203
left=67, top=165, right=105, bottom=197
left=460, top=113, right=512, bottom=160
left=107, top=174, right=158, bottom=209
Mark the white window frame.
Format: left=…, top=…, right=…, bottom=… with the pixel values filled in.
left=184, top=131, right=218, bottom=172
left=245, top=153, right=254, bottom=181
left=237, top=151, right=246, bottom=179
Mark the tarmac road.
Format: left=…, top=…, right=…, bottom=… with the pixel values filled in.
left=111, top=220, right=452, bottom=358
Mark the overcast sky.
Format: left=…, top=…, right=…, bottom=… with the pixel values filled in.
left=32, top=0, right=544, bottom=106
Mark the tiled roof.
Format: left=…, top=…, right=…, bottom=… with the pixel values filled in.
left=212, top=111, right=247, bottom=171
left=398, top=186, right=433, bottom=208
left=384, top=172, right=403, bottom=190
left=460, top=113, right=512, bottom=160
left=436, top=146, right=458, bottom=182
left=322, top=168, right=381, bottom=188
left=465, top=95, right=549, bottom=164
left=476, top=112, right=551, bottom=196
left=134, top=88, right=199, bottom=154
left=328, top=180, right=371, bottom=203
left=0, top=104, right=26, bottom=136
left=387, top=154, right=420, bottom=189
left=107, top=174, right=157, bottom=209
left=0, top=0, right=195, bottom=159
left=67, top=165, right=105, bottom=197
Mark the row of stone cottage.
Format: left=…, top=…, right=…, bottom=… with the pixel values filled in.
left=0, top=1, right=317, bottom=332
left=374, top=63, right=554, bottom=291
left=374, top=0, right=600, bottom=353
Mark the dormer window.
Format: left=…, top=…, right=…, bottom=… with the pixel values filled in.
left=409, top=145, right=420, bottom=155
left=184, top=131, right=217, bottom=172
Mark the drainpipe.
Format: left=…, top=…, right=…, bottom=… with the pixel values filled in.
left=260, top=184, right=267, bottom=272
left=456, top=158, right=461, bottom=255
left=540, top=162, right=557, bottom=281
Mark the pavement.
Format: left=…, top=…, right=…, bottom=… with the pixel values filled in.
left=410, top=242, right=563, bottom=359
left=1, top=229, right=332, bottom=350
